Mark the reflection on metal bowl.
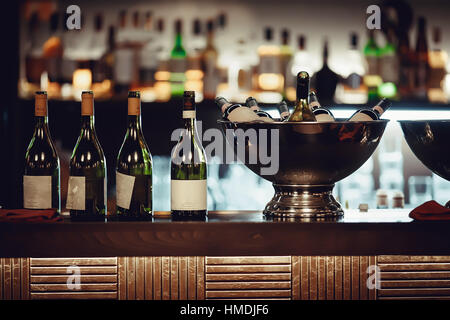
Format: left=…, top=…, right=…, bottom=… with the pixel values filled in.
left=219, top=119, right=389, bottom=219
left=399, top=120, right=450, bottom=208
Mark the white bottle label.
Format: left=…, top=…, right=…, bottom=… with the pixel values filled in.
left=349, top=112, right=374, bottom=122
left=182, top=111, right=196, bottom=119
left=66, top=176, right=85, bottom=210
left=116, top=171, right=135, bottom=210
left=23, top=175, right=52, bottom=209
left=171, top=179, right=207, bottom=211
left=228, top=107, right=260, bottom=122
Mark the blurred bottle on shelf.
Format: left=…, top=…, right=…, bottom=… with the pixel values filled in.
left=137, top=12, right=159, bottom=92
left=427, top=27, right=448, bottom=103
left=23, top=11, right=47, bottom=96
left=378, top=28, right=399, bottom=99
left=43, top=11, right=63, bottom=84
left=398, top=30, right=414, bottom=100
left=414, top=16, right=430, bottom=101
left=202, top=19, right=219, bottom=100
left=185, top=19, right=204, bottom=102
left=287, top=35, right=314, bottom=101
left=311, top=39, right=339, bottom=106
left=169, top=19, right=187, bottom=98
left=257, top=27, right=283, bottom=102
left=154, top=18, right=171, bottom=102
left=279, top=29, right=293, bottom=97
left=335, top=32, right=367, bottom=104
left=363, top=30, right=382, bottom=102
left=114, top=10, right=139, bottom=96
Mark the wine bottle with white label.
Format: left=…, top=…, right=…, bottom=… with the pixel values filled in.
left=24, top=91, right=61, bottom=212
left=308, top=91, right=335, bottom=121
left=215, top=96, right=260, bottom=123
left=171, top=91, right=207, bottom=220
left=67, top=91, right=107, bottom=221
left=277, top=100, right=290, bottom=121
left=114, top=91, right=153, bottom=220
left=348, top=98, right=391, bottom=121
left=245, top=96, right=274, bottom=122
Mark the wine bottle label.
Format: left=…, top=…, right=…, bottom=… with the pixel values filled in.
left=116, top=171, right=135, bottom=210
left=128, top=97, right=140, bottom=115
left=227, top=107, right=260, bottom=122
left=171, top=179, right=207, bottom=211
left=349, top=112, right=374, bottom=122
left=182, top=110, right=196, bottom=119
left=373, top=105, right=384, bottom=116
left=35, top=95, right=47, bottom=117
left=315, top=113, right=334, bottom=122
left=66, top=176, right=86, bottom=210
left=23, top=175, right=52, bottom=209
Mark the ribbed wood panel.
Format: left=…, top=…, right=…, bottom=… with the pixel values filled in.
left=205, top=256, right=291, bottom=300
left=378, top=255, right=450, bottom=300
left=291, top=256, right=376, bottom=300
left=0, top=258, right=29, bottom=300
left=29, top=258, right=117, bottom=300
left=118, top=256, right=204, bottom=300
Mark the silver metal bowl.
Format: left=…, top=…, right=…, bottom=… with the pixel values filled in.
left=219, top=119, right=389, bottom=219
left=399, top=120, right=450, bottom=207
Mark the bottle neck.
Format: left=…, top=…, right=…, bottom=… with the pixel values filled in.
left=183, top=114, right=197, bottom=136
left=127, top=114, right=143, bottom=139
left=34, top=116, right=49, bottom=139
left=81, top=115, right=96, bottom=139
left=175, top=32, right=183, bottom=48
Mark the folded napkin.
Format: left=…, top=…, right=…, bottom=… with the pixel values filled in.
left=0, top=208, right=62, bottom=223
left=409, top=200, right=450, bottom=221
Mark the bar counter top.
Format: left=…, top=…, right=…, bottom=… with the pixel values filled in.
left=1, top=209, right=450, bottom=258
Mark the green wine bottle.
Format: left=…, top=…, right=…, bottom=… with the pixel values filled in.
left=171, top=91, right=207, bottom=220
left=67, top=91, right=107, bottom=221
left=288, top=71, right=316, bottom=122
left=114, top=91, right=153, bottom=221
left=24, top=91, right=61, bottom=213
left=170, top=19, right=187, bottom=98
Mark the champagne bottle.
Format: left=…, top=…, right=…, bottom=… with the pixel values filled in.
left=308, top=91, right=335, bottom=122
left=245, top=96, right=274, bottom=122
left=24, top=92, right=61, bottom=212
left=214, top=96, right=260, bottom=122
left=171, top=91, right=207, bottom=220
left=288, top=71, right=316, bottom=122
left=348, top=98, right=391, bottom=121
left=67, top=91, right=107, bottom=221
left=277, top=100, right=290, bottom=121
left=114, top=91, right=153, bottom=221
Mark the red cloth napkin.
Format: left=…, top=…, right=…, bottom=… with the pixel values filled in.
left=0, top=208, right=62, bottom=223
left=409, top=200, right=450, bottom=221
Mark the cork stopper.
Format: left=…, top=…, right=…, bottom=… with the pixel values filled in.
left=81, top=91, right=94, bottom=116
left=35, top=91, right=48, bottom=117
left=128, top=91, right=141, bottom=115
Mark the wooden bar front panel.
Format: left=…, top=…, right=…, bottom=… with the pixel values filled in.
left=2, top=256, right=450, bottom=300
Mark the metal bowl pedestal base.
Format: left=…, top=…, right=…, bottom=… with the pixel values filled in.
left=263, top=184, right=344, bottom=220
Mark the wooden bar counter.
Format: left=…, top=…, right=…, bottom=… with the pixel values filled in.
left=1, top=209, right=450, bottom=300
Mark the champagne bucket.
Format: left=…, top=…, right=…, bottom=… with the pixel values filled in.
left=219, top=119, right=389, bottom=219
left=399, top=120, right=450, bottom=207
